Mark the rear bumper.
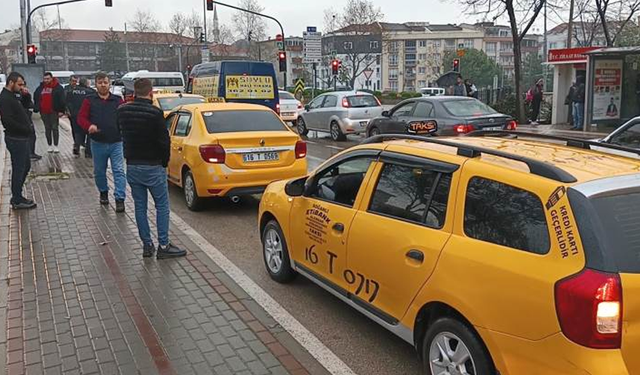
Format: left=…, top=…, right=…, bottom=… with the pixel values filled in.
left=481, top=328, right=631, bottom=375
left=280, top=112, right=300, bottom=122
left=340, top=118, right=370, bottom=134
left=192, top=159, right=307, bottom=197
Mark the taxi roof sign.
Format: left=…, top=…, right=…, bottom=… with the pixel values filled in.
left=206, top=97, right=226, bottom=103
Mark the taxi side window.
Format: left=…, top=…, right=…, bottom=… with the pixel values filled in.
left=464, top=177, right=550, bottom=254
left=310, top=156, right=374, bottom=207
left=174, top=114, right=192, bottom=137
left=369, top=163, right=451, bottom=228
left=165, top=113, right=176, bottom=131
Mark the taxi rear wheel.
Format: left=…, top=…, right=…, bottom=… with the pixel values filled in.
left=183, top=170, right=204, bottom=212
left=330, top=122, right=346, bottom=141
left=422, top=317, right=494, bottom=375
left=262, top=220, right=296, bottom=283
left=297, top=117, right=309, bottom=136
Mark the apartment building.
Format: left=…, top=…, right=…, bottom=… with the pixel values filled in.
left=380, top=22, right=483, bottom=92
left=0, top=29, right=21, bottom=74
left=545, top=22, right=608, bottom=52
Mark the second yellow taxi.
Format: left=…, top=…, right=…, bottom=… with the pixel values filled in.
left=152, top=92, right=206, bottom=117
left=166, top=103, right=308, bottom=211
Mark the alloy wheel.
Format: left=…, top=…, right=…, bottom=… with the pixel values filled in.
left=264, top=228, right=284, bottom=273
left=429, top=331, right=477, bottom=375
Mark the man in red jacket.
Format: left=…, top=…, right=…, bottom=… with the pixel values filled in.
left=34, top=72, right=66, bottom=153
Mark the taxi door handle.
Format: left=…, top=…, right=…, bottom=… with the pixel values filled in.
left=332, top=223, right=345, bottom=233
left=406, top=250, right=424, bottom=263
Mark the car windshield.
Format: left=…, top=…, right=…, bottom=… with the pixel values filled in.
left=442, top=99, right=497, bottom=117
left=146, top=78, right=184, bottom=87
left=157, top=97, right=205, bottom=111
left=202, top=110, right=287, bottom=133
left=347, top=95, right=379, bottom=108
left=57, top=77, right=71, bottom=85
left=280, top=91, right=295, bottom=100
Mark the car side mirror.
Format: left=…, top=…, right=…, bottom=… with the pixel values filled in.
left=285, top=176, right=308, bottom=197
left=304, top=104, right=310, bottom=112
left=382, top=110, right=390, bottom=117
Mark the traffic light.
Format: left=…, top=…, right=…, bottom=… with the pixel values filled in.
left=206, top=0, right=214, bottom=11
left=105, top=0, right=112, bottom=6
left=278, top=51, right=286, bottom=72
left=452, top=58, right=460, bottom=73
left=199, top=32, right=205, bottom=43
left=331, top=59, right=339, bottom=75
left=27, top=44, right=37, bottom=64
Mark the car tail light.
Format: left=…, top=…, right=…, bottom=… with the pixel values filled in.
left=295, top=140, right=307, bottom=159
left=506, top=120, right=518, bottom=130
left=276, top=103, right=281, bottom=115
left=342, top=97, right=350, bottom=108
left=555, top=269, right=622, bottom=349
left=199, top=144, right=225, bottom=164
left=297, top=102, right=303, bottom=109
left=453, top=124, right=474, bottom=134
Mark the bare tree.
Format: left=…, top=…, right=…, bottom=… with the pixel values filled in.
left=33, top=9, right=70, bottom=68
left=232, top=0, right=267, bottom=42
left=595, top=0, right=640, bottom=46
left=186, top=9, right=203, bottom=37
left=129, top=9, right=161, bottom=33
left=461, top=0, right=547, bottom=122
left=168, top=12, right=188, bottom=37
left=573, top=0, right=601, bottom=46
left=326, top=0, right=384, bottom=89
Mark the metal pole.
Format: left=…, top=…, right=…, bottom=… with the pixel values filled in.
left=177, top=45, right=183, bottom=73
left=312, top=62, right=316, bottom=99
left=27, top=0, right=90, bottom=44
left=20, top=0, right=27, bottom=63
left=543, top=1, right=548, bottom=86
left=124, top=23, right=130, bottom=72
left=203, top=0, right=207, bottom=43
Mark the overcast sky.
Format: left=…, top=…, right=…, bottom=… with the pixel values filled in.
left=1, top=0, right=556, bottom=38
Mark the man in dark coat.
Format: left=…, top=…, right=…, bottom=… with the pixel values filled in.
left=67, top=77, right=95, bottom=157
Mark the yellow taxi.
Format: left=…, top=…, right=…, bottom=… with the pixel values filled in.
left=258, top=131, right=640, bottom=375
left=166, top=103, right=307, bottom=211
left=152, top=92, right=206, bottom=117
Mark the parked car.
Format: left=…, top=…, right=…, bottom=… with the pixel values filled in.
left=419, top=87, right=445, bottom=97
left=366, top=96, right=517, bottom=137
left=594, top=116, right=640, bottom=158
left=259, top=132, right=640, bottom=375
left=278, top=91, right=302, bottom=124
left=297, top=91, right=383, bottom=141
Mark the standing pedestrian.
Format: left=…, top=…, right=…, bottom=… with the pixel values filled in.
left=0, top=72, right=37, bottom=210
left=572, top=75, right=586, bottom=130
left=17, top=83, right=42, bottom=160
left=565, top=81, right=576, bottom=126
left=453, top=75, right=467, bottom=97
left=529, top=79, right=544, bottom=125
left=465, top=79, right=478, bottom=99
left=67, top=78, right=95, bottom=158
left=34, top=72, right=66, bottom=153
left=117, top=78, right=186, bottom=259
left=65, top=75, right=79, bottom=154
left=77, top=72, right=126, bottom=212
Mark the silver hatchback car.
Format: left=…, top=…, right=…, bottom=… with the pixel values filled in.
left=297, top=91, right=383, bottom=141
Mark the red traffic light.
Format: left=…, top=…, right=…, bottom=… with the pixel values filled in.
left=27, top=45, right=36, bottom=54
left=278, top=51, right=286, bottom=60
left=452, top=58, right=460, bottom=72
left=331, top=59, right=340, bottom=75
left=206, top=0, right=214, bottom=11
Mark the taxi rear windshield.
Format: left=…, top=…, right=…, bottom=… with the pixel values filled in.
left=202, top=110, right=287, bottom=133
left=157, top=97, right=205, bottom=111
left=569, top=188, right=640, bottom=273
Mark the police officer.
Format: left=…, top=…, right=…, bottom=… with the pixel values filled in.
left=67, top=77, right=95, bottom=157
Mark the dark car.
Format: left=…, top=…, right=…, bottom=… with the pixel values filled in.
left=366, top=96, right=517, bottom=137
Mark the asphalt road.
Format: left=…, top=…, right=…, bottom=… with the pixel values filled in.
left=168, top=131, right=421, bottom=375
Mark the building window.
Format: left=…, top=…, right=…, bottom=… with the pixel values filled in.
left=389, top=41, right=399, bottom=52
left=433, top=40, right=441, bottom=48
left=389, top=81, right=398, bottom=91
left=486, top=42, right=497, bottom=54
left=419, top=40, right=427, bottom=48
left=500, top=42, right=513, bottom=51
left=405, top=53, right=416, bottom=61
left=343, top=41, right=353, bottom=50
left=444, top=39, right=456, bottom=50
left=418, top=80, right=427, bottom=88
left=499, top=29, right=509, bottom=37
left=418, top=53, right=427, bottom=60
left=370, top=40, right=379, bottom=49
left=418, top=67, right=426, bottom=74
left=389, top=68, right=398, bottom=80
left=389, top=54, right=398, bottom=66
left=464, top=39, right=474, bottom=49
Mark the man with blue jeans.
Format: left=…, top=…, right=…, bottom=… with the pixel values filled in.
left=117, top=78, right=185, bottom=259
left=571, top=76, right=586, bottom=130
left=78, top=72, right=126, bottom=212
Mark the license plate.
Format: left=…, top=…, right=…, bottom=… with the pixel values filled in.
left=407, top=121, right=437, bottom=134
left=281, top=112, right=295, bottom=116
left=359, top=121, right=368, bottom=127
left=242, top=152, right=279, bottom=163
left=485, top=126, right=503, bottom=131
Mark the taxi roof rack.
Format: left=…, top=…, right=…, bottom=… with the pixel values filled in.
left=467, top=130, right=640, bottom=157
left=361, top=134, right=578, bottom=183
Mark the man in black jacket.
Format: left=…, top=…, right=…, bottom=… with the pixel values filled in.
left=67, top=77, right=95, bottom=157
left=17, top=84, right=42, bottom=160
left=0, top=72, right=37, bottom=210
left=117, top=78, right=185, bottom=259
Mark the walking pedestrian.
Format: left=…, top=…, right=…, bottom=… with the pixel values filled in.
left=67, top=78, right=95, bottom=158
left=65, top=75, right=79, bottom=154
left=453, top=75, right=467, bottom=97
left=571, top=76, right=586, bottom=130
left=77, top=72, right=126, bottom=212
left=34, top=72, right=66, bottom=153
left=117, top=78, right=186, bottom=259
left=529, top=79, right=544, bottom=124
left=0, top=72, right=37, bottom=210
left=17, top=83, right=42, bottom=160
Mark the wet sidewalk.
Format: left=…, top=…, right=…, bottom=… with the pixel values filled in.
left=1, top=118, right=328, bottom=375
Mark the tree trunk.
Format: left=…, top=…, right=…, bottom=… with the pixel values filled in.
left=507, top=3, right=527, bottom=123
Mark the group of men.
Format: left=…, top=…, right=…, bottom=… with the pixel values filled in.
left=454, top=76, right=479, bottom=98
left=0, top=71, right=185, bottom=260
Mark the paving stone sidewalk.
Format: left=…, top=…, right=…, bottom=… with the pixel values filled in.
left=1, top=117, right=328, bottom=375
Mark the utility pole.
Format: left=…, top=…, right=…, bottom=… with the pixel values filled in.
left=543, top=1, right=548, bottom=86
left=567, top=0, right=575, bottom=48
left=202, top=0, right=208, bottom=43
left=20, top=0, right=27, bottom=63
left=124, top=23, right=130, bottom=72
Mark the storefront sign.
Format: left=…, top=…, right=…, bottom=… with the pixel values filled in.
left=548, top=47, right=598, bottom=63
left=593, top=60, right=623, bottom=120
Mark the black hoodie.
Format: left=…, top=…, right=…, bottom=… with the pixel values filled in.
left=0, top=87, right=32, bottom=139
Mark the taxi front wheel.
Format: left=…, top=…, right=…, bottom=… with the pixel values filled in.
left=262, top=220, right=296, bottom=283
left=422, top=317, right=495, bottom=375
left=183, top=170, right=204, bottom=212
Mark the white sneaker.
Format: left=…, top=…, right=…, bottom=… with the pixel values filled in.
left=53, top=146, right=60, bottom=153
left=48, top=146, right=54, bottom=153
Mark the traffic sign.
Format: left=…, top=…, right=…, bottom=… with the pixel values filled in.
left=363, top=68, right=374, bottom=80
left=307, top=26, right=317, bottom=33
left=303, top=29, right=322, bottom=64
left=294, top=78, right=305, bottom=96
left=331, top=50, right=337, bottom=58
left=276, top=41, right=284, bottom=50
left=201, top=46, right=210, bottom=63
left=457, top=49, right=466, bottom=57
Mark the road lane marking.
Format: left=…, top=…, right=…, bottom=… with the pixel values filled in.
left=169, top=214, right=357, bottom=375
left=326, top=145, right=345, bottom=150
